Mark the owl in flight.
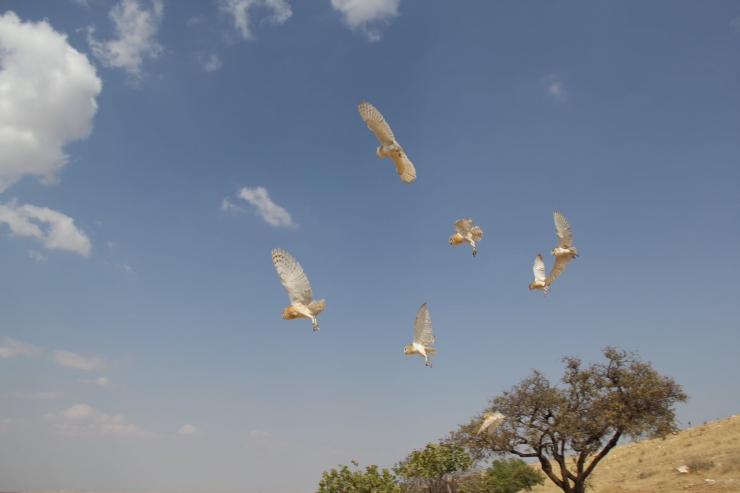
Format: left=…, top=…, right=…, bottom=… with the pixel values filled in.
left=357, top=101, right=417, bottom=183
left=528, top=254, right=550, bottom=296
left=477, top=412, right=506, bottom=436
left=547, top=211, right=579, bottom=286
left=404, top=302, right=436, bottom=368
left=271, top=248, right=325, bottom=331
left=449, top=218, right=483, bottom=257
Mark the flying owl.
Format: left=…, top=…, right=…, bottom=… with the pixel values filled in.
left=547, top=211, right=579, bottom=286
left=404, top=302, right=436, bottom=368
left=477, top=412, right=506, bottom=436
left=449, top=218, right=483, bottom=257
left=528, top=254, right=550, bottom=295
left=271, top=248, right=325, bottom=331
left=357, top=101, right=417, bottom=183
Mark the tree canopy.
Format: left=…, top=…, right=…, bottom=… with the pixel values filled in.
left=395, top=441, right=474, bottom=493
left=448, top=347, right=687, bottom=493
left=317, top=460, right=399, bottom=493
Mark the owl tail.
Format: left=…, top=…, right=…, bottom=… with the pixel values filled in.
left=471, top=226, right=483, bottom=241
left=425, top=347, right=437, bottom=355
left=308, top=299, right=325, bottom=315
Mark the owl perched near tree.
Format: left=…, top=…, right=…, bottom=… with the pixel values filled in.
left=271, top=248, right=325, bottom=331
left=477, top=412, right=506, bottom=436
left=357, top=101, right=417, bottom=183
left=547, top=211, right=579, bottom=286
left=529, top=254, right=550, bottom=295
left=449, top=218, right=483, bottom=257
left=404, top=302, right=436, bottom=368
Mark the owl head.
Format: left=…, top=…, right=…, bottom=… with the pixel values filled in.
left=403, top=344, right=414, bottom=355
left=282, top=306, right=299, bottom=320
left=528, top=281, right=539, bottom=291
left=550, top=247, right=559, bottom=256
left=449, top=233, right=463, bottom=245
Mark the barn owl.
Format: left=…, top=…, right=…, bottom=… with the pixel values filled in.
left=271, top=248, right=325, bottom=331
left=404, top=302, right=436, bottom=368
left=547, top=211, right=579, bottom=286
left=357, top=101, right=416, bottom=183
left=529, top=254, right=550, bottom=295
left=449, top=218, right=483, bottom=257
left=477, top=412, right=505, bottom=436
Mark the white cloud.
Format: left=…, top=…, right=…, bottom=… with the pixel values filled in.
left=86, top=0, right=164, bottom=77
left=28, top=250, right=48, bottom=262
left=198, top=53, right=222, bottom=72
left=0, top=199, right=92, bottom=257
left=0, top=417, right=33, bottom=433
left=14, top=391, right=64, bottom=400
left=0, top=337, right=42, bottom=358
left=177, top=424, right=204, bottom=436
left=248, top=429, right=287, bottom=452
left=53, top=350, right=105, bottom=371
left=218, top=0, right=292, bottom=40
left=331, top=0, right=399, bottom=41
left=236, top=187, right=295, bottom=227
left=80, top=376, right=110, bottom=387
left=220, top=197, right=245, bottom=212
left=544, top=73, right=566, bottom=100
left=0, top=11, right=101, bottom=193
left=43, top=404, right=152, bottom=437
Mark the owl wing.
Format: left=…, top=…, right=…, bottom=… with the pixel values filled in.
left=546, top=255, right=571, bottom=285
left=477, top=412, right=505, bottom=435
left=533, top=254, right=547, bottom=282
left=413, top=302, right=434, bottom=346
left=389, top=148, right=417, bottom=183
left=454, top=218, right=474, bottom=236
left=553, top=211, right=573, bottom=248
left=271, top=248, right=312, bottom=305
left=358, top=101, right=395, bottom=146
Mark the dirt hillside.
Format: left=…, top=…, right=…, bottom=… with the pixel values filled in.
left=528, top=413, right=740, bottom=493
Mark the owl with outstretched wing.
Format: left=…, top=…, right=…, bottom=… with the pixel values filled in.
left=357, top=101, right=416, bottom=183
left=477, top=412, right=506, bottom=435
left=404, top=302, right=436, bottom=368
left=449, top=218, right=483, bottom=257
left=271, top=248, right=325, bottom=331
left=547, top=211, right=579, bottom=286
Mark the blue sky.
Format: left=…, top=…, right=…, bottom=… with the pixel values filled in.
left=1, top=1, right=739, bottom=492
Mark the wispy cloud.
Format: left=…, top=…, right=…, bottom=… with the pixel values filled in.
left=544, top=73, right=566, bottom=100
left=86, top=0, right=164, bottom=78
left=177, top=424, right=204, bottom=436
left=0, top=337, right=42, bottom=358
left=0, top=200, right=92, bottom=257
left=14, top=391, right=64, bottom=400
left=231, top=187, right=296, bottom=227
left=221, top=197, right=245, bottom=212
left=43, top=404, right=153, bottom=437
left=331, top=0, right=399, bottom=41
left=53, top=350, right=105, bottom=371
left=248, top=429, right=287, bottom=453
left=80, top=376, right=111, bottom=387
left=198, top=53, right=222, bottom=72
left=0, top=11, right=101, bottom=193
left=733, top=15, right=740, bottom=30
left=28, top=250, right=48, bottom=262
left=218, top=0, right=292, bottom=40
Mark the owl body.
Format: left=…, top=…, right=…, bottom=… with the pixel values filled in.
left=357, top=101, right=416, bottom=183
left=547, top=211, right=579, bottom=286
left=271, top=249, right=325, bottom=331
left=477, top=412, right=506, bottom=436
left=405, top=303, right=436, bottom=368
left=450, top=218, right=483, bottom=257
left=529, top=253, right=550, bottom=295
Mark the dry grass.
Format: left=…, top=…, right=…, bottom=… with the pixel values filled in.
left=527, top=413, right=740, bottom=493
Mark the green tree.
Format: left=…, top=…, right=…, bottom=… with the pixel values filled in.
left=395, top=441, right=474, bottom=493
left=317, top=460, right=399, bottom=493
left=484, top=458, right=545, bottom=493
left=448, top=347, right=688, bottom=493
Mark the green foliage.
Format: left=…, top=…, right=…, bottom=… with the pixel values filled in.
left=395, top=442, right=473, bottom=493
left=484, top=458, right=545, bottom=493
left=317, top=460, right=399, bottom=493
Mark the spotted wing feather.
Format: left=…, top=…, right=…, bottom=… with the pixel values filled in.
left=477, top=412, right=505, bottom=435
left=389, top=148, right=417, bottom=183
left=553, top=211, right=573, bottom=248
left=454, top=218, right=474, bottom=236
left=546, top=255, right=571, bottom=285
left=271, top=248, right=312, bottom=305
left=533, top=254, right=547, bottom=282
left=358, top=101, right=395, bottom=146
left=413, top=302, right=434, bottom=346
